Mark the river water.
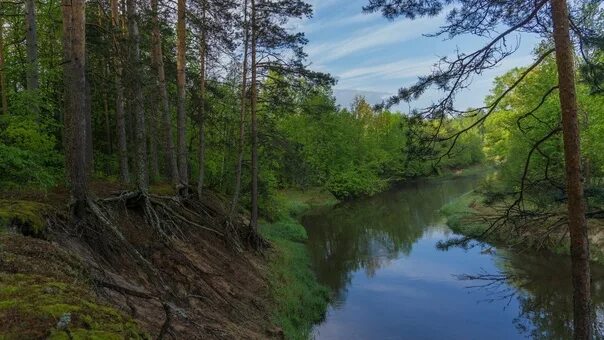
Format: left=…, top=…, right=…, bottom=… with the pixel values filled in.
left=302, top=176, right=604, bottom=339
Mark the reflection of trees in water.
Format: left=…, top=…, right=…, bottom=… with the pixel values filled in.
left=463, top=250, right=604, bottom=338
left=302, top=177, right=479, bottom=303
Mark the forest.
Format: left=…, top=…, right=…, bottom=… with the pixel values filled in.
left=0, top=0, right=603, bottom=338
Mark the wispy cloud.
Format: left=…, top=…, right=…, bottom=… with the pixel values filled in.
left=338, top=58, right=436, bottom=81
left=300, top=12, right=381, bottom=34
left=306, top=15, right=444, bottom=64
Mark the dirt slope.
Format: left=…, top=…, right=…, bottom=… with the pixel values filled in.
left=0, top=190, right=279, bottom=339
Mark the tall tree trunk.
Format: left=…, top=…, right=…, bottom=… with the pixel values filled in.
left=197, top=24, right=206, bottom=199
left=111, top=0, right=130, bottom=184
left=148, top=110, right=160, bottom=182
left=61, top=0, right=88, bottom=217
left=176, top=0, right=189, bottom=191
left=230, top=0, right=249, bottom=217
left=25, top=0, right=39, bottom=91
left=103, top=86, right=112, bottom=174
left=551, top=0, right=592, bottom=338
left=151, top=0, right=179, bottom=187
left=85, top=78, right=93, bottom=175
left=0, top=15, right=7, bottom=115
left=250, top=0, right=259, bottom=230
left=100, top=5, right=112, bottom=175
left=126, top=0, right=148, bottom=193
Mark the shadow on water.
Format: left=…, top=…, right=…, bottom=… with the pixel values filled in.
left=467, top=249, right=604, bottom=339
left=302, top=176, right=604, bottom=339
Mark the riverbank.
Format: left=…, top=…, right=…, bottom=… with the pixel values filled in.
left=260, top=188, right=337, bottom=339
left=0, top=187, right=278, bottom=339
left=441, top=189, right=604, bottom=264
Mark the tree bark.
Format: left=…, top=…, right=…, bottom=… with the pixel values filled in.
left=111, top=0, right=130, bottom=184
left=126, top=0, right=148, bottom=193
left=103, top=85, right=112, bottom=174
left=61, top=0, right=88, bottom=217
left=197, top=18, right=207, bottom=199
left=551, top=0, right=592, bottom=338
left=151, top=0, right=180, bottom=187
left=176, top=0, right=189, bottom=191
left=100, top=5, right=112, bottom=174
left=230, top=0, right=249, bottom=217
left=25, top=0, right=39, bottom=91
left=148, top=108, right=160, bottom=182
left=0, top=15, right=8, bottom=115
left=250, top=0, right=259, bottom=230
left=85, top=78, right=94, bottom=175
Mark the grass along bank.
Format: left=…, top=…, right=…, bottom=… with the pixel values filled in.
left=260, top=189, right=337, bottom=339
left=440, top=189, right=604, bottom=264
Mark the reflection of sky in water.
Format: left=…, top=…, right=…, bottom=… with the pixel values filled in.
left=304, top=177, right=604, bottom=339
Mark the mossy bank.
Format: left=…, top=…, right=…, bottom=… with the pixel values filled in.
left=260, top=189, right=337, bottom=339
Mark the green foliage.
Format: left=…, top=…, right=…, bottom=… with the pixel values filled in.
left=0, top=115, right=62, bottom=189
left=482, top=57, right=604, bottom=208
left=276, top=94, right=411, bottom=199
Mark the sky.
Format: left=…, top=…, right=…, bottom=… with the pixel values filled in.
left=296, top=0, right=541, bottom=111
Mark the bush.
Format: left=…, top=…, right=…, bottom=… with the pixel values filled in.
left=326, top=167, right=386, bottom=200
left=0, top=116, right=62, bottom=189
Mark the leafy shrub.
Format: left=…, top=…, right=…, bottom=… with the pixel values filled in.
left=326, top=167, right=387, bottom=200
left=0, top=116, right=62, bottom=189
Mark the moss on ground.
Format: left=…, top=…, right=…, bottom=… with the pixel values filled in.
left=260, top=189, right=335, bottom=339
left=0, top=274, right=143, bottom=339
left=0, top=232, right=146, bottom=339
left=0, top=199, right=51, bottom=237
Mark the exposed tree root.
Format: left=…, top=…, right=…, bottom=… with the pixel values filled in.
left=94, top=279, right=155, bottom=300
left=157, top=303, right=172, bottom=340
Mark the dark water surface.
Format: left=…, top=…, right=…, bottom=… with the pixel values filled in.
left=302, top=176, right=604, bottom=339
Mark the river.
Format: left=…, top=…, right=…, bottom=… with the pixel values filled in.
left=302, top=175, right=604, bottom=339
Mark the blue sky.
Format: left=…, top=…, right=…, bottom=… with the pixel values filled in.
left=296, top=0, right=541, bottom=111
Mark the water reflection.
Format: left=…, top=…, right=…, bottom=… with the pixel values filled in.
left=303, top=177, right=477, bottom=304
left=302, top=176, right=604, bottom=339
left=485, top=250, right=604, bottom=339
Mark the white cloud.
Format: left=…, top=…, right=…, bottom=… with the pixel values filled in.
left=306, top=15, right=444, bottom=64
left=338, top=58, right=436, bottom=81
left=300, top=12, right=381, bottom=34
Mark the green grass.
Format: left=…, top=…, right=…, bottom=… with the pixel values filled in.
left=260, top=189, right=336, bottom=339
left=440, top=191, right=490, bottom=238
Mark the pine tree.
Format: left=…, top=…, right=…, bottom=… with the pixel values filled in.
left=176, top=0, right=189, bottom=191
left=111, top=0, right=130, bottom=184
left=247, top=0, right=329, bottom=231
left=190, top=0, right=238, bottom=198
left=151, top=0, right=180, bottom=187
left=61, top=0, right=88, bottom=217
left=126, top=0, right=148, bottom=193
